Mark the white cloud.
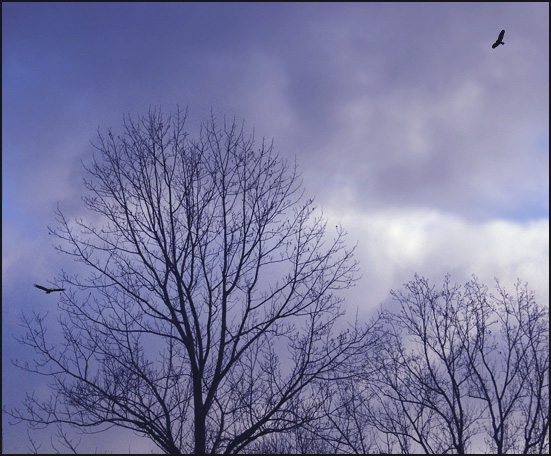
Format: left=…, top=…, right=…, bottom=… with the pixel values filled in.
left=325, top=205, right=549, bottom=313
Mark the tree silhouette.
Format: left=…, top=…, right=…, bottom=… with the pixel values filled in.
left=311, top=275, right=549, bottom=454
left=8, top=107, right=369, bottom=454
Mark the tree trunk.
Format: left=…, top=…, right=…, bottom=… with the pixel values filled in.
left=194, top=408, right=206, bottom=455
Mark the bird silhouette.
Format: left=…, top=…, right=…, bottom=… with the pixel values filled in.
left=492, top=30, right=505, bottom=49
left=34, top=284, right=65, bottom=294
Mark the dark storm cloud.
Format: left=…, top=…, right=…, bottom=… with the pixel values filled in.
left=3, top=3, right=548, bottom=222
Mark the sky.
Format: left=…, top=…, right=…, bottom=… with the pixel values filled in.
left=2, top=2, right=549, bottom=453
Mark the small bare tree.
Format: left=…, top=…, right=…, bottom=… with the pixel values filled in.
left=372, top=275, right=481, bottom=454
left=8, top=108, right=367, bottom=454
left=459, top=278, right=549, bottom=454
left=369, top=275, right=549, bottom=454
left=316, top=275, right=548, bottom=454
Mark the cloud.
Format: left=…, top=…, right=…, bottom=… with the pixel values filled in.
left=325, top=206, right=549, bottom=313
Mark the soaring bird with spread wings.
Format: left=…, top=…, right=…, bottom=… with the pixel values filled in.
left=492, top=30, right=505, bottom=49
left=34, top=284, right=65, bottom=294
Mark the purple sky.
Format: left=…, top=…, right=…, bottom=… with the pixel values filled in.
left=2, top=3, right=549, bottom=453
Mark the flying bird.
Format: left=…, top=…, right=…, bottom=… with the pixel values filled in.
left=34, top=284, right=65, bottom=294
left=492, top=30, right=505, bottom=49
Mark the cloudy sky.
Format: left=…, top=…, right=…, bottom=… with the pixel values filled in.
left=2, top=3, right=548, bottom=453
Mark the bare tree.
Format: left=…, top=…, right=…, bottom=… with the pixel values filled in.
left=370, top=275, right=481, bottom=454
left=518, top=306, right=549, bottom=455
left=459, top=278, right=549, bottom=454
left=8, top=107, right=368, bottom=454
left=366, top=275, right=549, bottom=454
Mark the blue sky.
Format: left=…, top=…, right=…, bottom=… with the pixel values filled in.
left=2, top=3, right=548, bottom=453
